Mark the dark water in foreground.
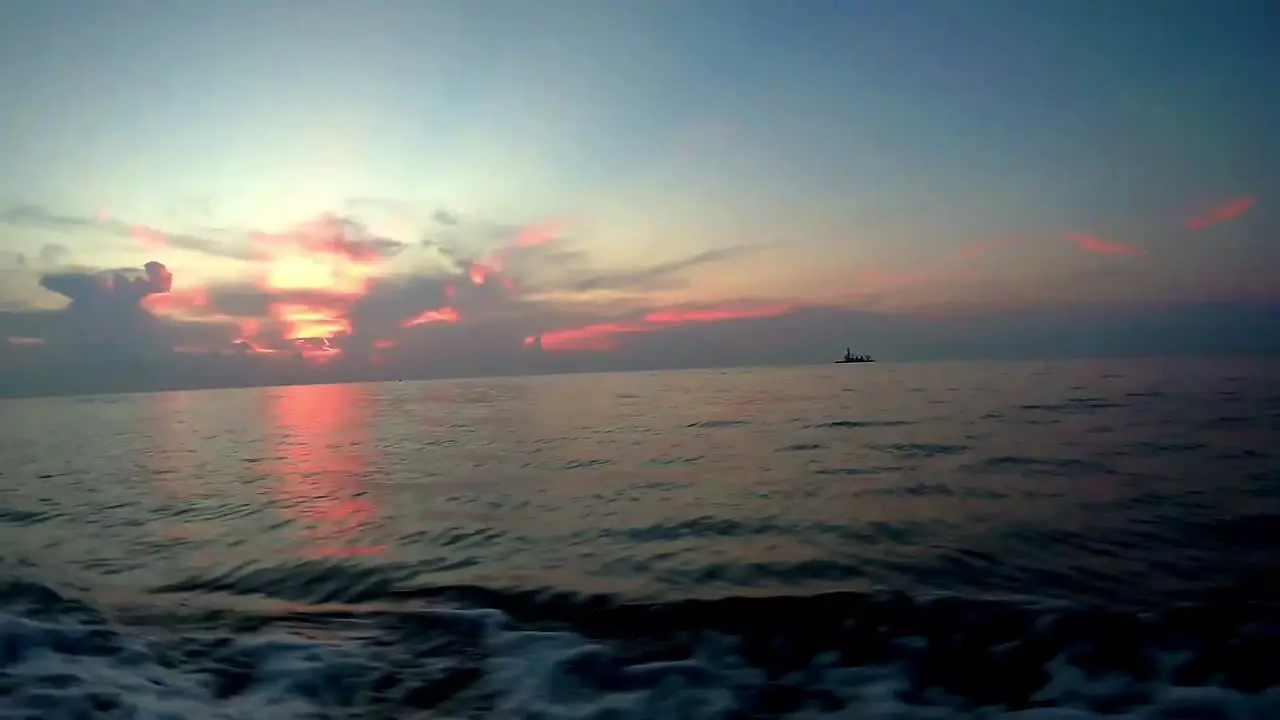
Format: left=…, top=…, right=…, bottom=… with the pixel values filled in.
left=1, top=358, right=1278, bottom=718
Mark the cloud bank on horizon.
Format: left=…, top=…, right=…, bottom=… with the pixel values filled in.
left=0, top=1, right=1277, bottom=395
left=0, top=192, right=1267, bottom=385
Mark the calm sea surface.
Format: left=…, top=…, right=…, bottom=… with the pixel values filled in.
left=1, top=358, right=1278, bottom=717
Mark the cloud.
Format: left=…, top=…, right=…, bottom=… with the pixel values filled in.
left=2, top=204, right=410, bottom=265
left=559, top=245, right=761, bottom=293
left=0, top=202, right=778, bottom=389
left=0, top=243, right=70, bottom=276
left=4, top=262, right=1279, bottom=398
left=40, top=260, right=172, bottom=305
left=6, top=260, right=180, bottom=361
left=526, top=299, right=796, bottom=351
left=1185, top=196, right=1255, bottom=231
left=421, top=220, right=516, bottom=257
left=418, top=210, right=754, bottom=296
left=1067, top=233, right=1143, bottom=257
left=39, top=243, right=69, bottom=266
left=255, top=214, right=408, bottom=262
left=78, top=210, right=535, bottom=364
left=2, top=203, right=257, bottom=261
left=2, top=197, right=1276, bottom=398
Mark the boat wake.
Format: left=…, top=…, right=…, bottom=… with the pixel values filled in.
left=1, top=565, right=1277, bottom=719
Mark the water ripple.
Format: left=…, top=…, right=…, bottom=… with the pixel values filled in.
left=0, top=356, right=1277, bottom=612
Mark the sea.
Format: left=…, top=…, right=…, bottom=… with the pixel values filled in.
left=0, top=357, right=1278, bottom=719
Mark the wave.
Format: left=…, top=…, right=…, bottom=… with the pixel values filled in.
left=1, top=567, right=1277, bottom=718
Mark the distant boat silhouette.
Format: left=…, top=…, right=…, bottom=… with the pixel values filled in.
left=834, top=347, right=874, bottom=364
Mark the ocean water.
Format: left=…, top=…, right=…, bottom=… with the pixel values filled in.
left=1, top=357, right=1278, bottom=718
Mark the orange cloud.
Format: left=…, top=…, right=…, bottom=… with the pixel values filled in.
left=5, top=336, right=43, bottom=347
left=402, top=306, right=461, bottom=328
left=1185, top=196, right=1255, bottom=231
left=130, top=212, right=579, bottom=363
left=527, top=302, right=796, bottom=352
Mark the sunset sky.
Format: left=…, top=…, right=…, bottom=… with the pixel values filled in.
left=0, top=1, right=1276, bottom=395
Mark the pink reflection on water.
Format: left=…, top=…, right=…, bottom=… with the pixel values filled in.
left=143, top=390, right=214, bottom=552
left=264, top=384, right=385, bottom=558
left=144, top=390, right=197, bottom=500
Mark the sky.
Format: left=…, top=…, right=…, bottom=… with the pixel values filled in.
left=0, top=0, right=1277, bottom=397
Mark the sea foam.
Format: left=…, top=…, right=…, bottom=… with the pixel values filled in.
left=2, top=576, right=1277, bottom=718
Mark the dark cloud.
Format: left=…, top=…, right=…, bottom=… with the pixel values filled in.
left=339, top=273, right=463, bottom=358
left=202, top=282, right=281, bottom=319
left=351, top=273, right=456, bottom=327
left=419, top=237, right=462, bottom=266
left=200, top=272, right=471, bottom=346
left=0, top=261, right=179, bottom=364
left=4, top=269, right=1280, bottom=398
left=0, top=310, right=51, bottom=348
left=40, top=261, right=172, bottom=305
left=39, top=243, right=69, bottom=266
left=432, top=208, right=460, bottom=226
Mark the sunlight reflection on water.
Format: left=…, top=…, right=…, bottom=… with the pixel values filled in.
left=0, top=357, right=1277, bottom=606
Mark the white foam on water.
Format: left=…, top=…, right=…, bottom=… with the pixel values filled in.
left=479, top=623, right=1280, bottom=720
left=0, top=611, right=373, bottom=719
left=2, top=600, right=1278, bottom=718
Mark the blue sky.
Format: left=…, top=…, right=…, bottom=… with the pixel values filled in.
left=0, top=1, right=1277, bottom=393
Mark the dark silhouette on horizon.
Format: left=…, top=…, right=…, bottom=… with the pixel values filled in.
left=835, top=347, right=875, bottom=364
